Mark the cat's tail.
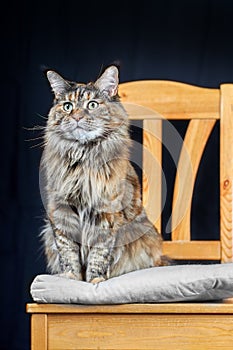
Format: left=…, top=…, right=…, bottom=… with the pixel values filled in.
left=159, top=255, right=174, bottom=266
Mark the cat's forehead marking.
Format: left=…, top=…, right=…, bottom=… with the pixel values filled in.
left=67, top=91, right=76, bottom=101
left=63, top=84, right=97, bottom=103
left=83, top=90, right=95, bottom=100
left=76, top=85, right=97, bottom=101
left=65, top=87, right=83, bottom=102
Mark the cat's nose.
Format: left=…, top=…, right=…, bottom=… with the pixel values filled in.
left=72, top=113, right=84, bottom=121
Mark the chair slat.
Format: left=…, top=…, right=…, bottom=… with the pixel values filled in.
left=143, top=119, right=162, bottom=232
left=171, top=119, right=216, bottom=241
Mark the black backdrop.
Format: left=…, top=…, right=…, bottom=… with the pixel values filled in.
left=1, top=1, right=233, bottom=349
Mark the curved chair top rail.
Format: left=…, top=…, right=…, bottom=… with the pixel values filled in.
left=119, top=80, right=219, bottom=120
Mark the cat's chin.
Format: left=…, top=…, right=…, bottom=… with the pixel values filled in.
left=61, top=128, right=104, bottom=144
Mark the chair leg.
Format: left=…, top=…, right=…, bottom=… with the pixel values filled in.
left=31, top=314, right=47, bottom=350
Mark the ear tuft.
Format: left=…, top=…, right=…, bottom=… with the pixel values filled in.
left=95, top=66, right=119, bottom=97
left=46, top=70, right=71, bottom=97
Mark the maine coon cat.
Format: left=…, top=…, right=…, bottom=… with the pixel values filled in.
left=41, top=65, right=168, bottom=284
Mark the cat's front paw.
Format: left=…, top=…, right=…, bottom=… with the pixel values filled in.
left=58, top=271, right=83, bottom=280
left=90, top=276, right=106, bottom=284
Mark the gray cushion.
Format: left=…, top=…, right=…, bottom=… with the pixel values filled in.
left=30, top=263, right=233, bottom=304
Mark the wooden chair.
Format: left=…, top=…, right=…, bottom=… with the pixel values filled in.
left=27, top=80, right=233, bottom=350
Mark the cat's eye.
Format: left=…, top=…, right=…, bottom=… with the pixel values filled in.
left=63, top=102, right=73, bottom=113
left=87, top=100, right=99, bottom=110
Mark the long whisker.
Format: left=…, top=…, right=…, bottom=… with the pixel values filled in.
left=23, top=125, right=47, bottom=131
left=30, top=141, right=48, bottom=149
left=25, top=136, right=45, bottom=142
left=36, top=113, right=48, bottom=120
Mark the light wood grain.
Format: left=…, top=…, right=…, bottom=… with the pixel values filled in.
left=122, top=101, right=219, bottom=120
left=171, top=119, right=216, bottom=241
left=163, top=240, right=220, bottom=260
left=47, top=314, right=233, bottom=350
left=220, top=84, right=233, bottom=262
left=26, top=300, right=233, bottom=315
left=143, top=119, right=162, bottom=231
left=31, top=314, right=47, bottom=350
left=119, top=80, right=220, bottom=119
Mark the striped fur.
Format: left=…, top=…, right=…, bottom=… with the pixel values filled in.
left=41, top=66, right=167, bottom=283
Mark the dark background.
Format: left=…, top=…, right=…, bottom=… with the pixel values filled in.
left=1, top=0, right=233, bottom=349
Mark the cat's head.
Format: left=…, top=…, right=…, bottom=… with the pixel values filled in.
left=46, top=66, right=128, bottom=145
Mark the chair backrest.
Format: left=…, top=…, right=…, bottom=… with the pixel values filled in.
left=118, top=81, right=233, bottom=263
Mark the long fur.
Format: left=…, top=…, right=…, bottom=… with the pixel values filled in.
left=41, top=66, right=168, bottom=283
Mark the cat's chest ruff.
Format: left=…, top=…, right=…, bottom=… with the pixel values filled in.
left=60, top=163, right=110, bottom=207
left=61, top=162, right=126, bottom=216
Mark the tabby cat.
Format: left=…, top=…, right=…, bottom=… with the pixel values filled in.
left=41, top=65, right=168, bottom=284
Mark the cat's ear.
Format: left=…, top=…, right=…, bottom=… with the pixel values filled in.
left=46, top=70, right=71, bottom=97
left=95, top=66, right=119, bottom=97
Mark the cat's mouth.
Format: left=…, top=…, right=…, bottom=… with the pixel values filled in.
left=60, top=120, right=88, bottom=133
left=59, top=120, right=103, bottom=143
left=73, top=124, right=85, bottom=130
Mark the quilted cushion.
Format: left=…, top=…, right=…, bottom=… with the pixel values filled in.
left=30, top=263, right=233, bottom=304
